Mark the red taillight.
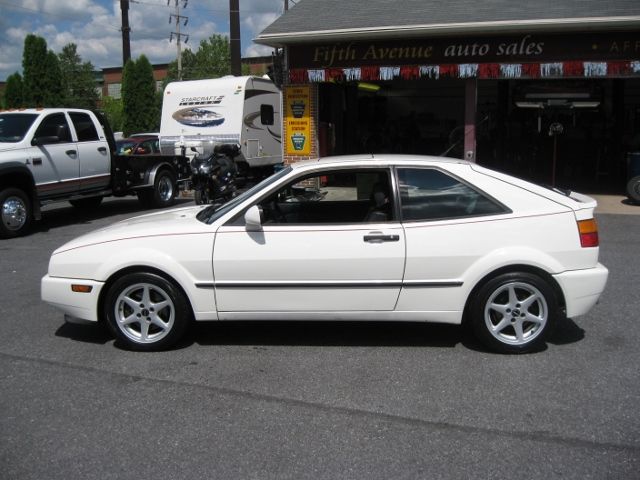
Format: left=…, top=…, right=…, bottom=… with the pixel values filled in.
left=577, top=219, right=599, bottom=247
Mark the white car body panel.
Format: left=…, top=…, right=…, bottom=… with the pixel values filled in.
left=213, top=223, right=405, bottom=312
left=41, top=155, right=608, bottom=336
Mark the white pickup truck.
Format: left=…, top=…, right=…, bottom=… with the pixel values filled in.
left=0, top=108, right=191, bottom=238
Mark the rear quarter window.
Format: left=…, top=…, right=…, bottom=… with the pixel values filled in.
left=397, top=168, right=508, bottom=221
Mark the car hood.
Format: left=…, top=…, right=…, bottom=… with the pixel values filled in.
left=53, top=205, right=211, bottom=254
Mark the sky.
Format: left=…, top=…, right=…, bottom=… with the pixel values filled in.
left=0, top=0, right=285, bottom=80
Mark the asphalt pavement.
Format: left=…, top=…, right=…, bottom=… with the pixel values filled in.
left=0, top=197, right=638, bottom=480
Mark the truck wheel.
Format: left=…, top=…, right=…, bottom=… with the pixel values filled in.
left=70, top=196, right=103, bottom=210
left=627, top=175, right=640, bottom=204
left=139, top=170, right=176, bottom=209
left=0, top=188, right=32, bottom=239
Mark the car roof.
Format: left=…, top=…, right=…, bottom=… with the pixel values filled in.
left=290, top=154, right=471, bottom=170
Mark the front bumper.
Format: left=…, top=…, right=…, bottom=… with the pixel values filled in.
left=553, top=263, right=609, bottom=318
left=41, top=275, right=105, bottom=323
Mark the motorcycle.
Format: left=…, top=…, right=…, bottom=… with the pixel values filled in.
left=190, top=144, right=240, bottom=205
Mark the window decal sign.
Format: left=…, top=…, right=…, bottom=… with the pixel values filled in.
left=285, top=86, right=311, bottom=156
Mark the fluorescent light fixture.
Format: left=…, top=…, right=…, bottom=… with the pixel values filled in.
left=526, top=92, right=591, bottom=99
left=515, top=101, right=544, bottom=108
left=571, top=101, right=601, bottom=108
left=357, top=82, right=381, bottom=92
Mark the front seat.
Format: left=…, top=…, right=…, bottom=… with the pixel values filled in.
left=365, top=190, right=390, bottom=222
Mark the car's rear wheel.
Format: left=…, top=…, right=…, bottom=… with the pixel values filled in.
left=104, top=272, right=190, bottom=351
left=470, top=272, right=558, bottom=354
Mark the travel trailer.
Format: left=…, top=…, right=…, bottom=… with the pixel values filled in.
left=160, top=76, right=282, bottom=174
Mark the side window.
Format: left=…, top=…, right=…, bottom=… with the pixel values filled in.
left=69, top=112, right=99, bottom=142
left=135, top=139, right=157, bottom=154
left=397, top=168, right=506, bottom=221
left=257, top=169, right=393, bottom=225
left=260, top=104, right=274, bottom=126
left=34, top=113, right=72, bottom=144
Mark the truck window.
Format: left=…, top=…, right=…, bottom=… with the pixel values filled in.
left=69, top=112, right=99, bottom=142
left=260, top=104, right=274, bottom=126
left=0, top=113, right=39, bottom=142
left=34, top=113, right=72, bottom=143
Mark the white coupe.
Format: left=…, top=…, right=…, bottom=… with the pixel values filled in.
left=41, top=155, right=608, bottom=353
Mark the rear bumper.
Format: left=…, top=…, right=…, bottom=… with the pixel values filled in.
left=41, top=275, right=104, bottom=323
left=553, top=263, right=609, bottom=318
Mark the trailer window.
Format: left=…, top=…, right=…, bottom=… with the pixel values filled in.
left=260, top=104, right=274, bottom=126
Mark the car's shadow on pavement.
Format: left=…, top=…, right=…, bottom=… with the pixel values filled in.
left=55, top=317, right=585, bottom=352
left=55, top=322, right=113, bottom=345
left=34, top=198, right=193, bottom=234
left=191, top=321, right=462, bottom=348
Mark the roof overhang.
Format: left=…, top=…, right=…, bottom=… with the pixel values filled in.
left=255, top=16, right=640, bottom=46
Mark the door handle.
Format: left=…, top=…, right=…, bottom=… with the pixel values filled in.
left=363, top=234, right=400, bottom=243
left=65, top=150, right=76, bottom=156
left=98, top=146, right=107, bottom=153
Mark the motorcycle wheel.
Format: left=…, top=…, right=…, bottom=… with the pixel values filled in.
left=194, top=189, right=209, bottom=205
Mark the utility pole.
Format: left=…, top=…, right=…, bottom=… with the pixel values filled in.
left=120, top=0, right=131, bottom=65
left=169, top=0, right=189, bottom=80
left=229, top=0, right=241, bottom=76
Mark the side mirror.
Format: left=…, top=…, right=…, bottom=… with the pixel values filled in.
left=244, top=205, right=263, bottom=231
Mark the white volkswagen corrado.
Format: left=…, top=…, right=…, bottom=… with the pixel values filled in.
left=41, top=155, right=608, bottom=353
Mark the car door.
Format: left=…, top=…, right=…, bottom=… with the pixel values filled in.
left=68, top=112, right=111, bottom=191
left=28, top=112, right=78, bottom=197
left=212, top=167, right=405, bottom=313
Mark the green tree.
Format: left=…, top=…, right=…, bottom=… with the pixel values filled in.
left=58, top=43, right=99, bottom=109
left=44, top=50, right=64, bottom=107
left=4, top=73, right=24, bottom=108
left=122, top=55, right=159, bottom=136
left=166, top=34, right=231, bottom=81
left=100, top=96, right=124, bottom=133
left=22, top=34, right=63, bottom=107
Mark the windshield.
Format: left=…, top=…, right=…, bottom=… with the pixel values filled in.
left=197, top=166, right=292, bottom=224
left=0, top=114, right=39, bottom=142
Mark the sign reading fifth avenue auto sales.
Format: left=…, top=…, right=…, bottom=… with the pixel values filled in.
left=285, top=85, right=311, bottom=156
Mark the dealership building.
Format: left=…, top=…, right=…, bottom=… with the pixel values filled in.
left=256, top=0, right=640, bottom=191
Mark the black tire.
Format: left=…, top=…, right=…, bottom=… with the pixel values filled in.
left=626, top=175, right=640, bottom=204
left=194, top=188, right=208, bottom=205
left=138, top=169, right=176, bottom=209
left=0, top=187, right=32, bottom=239
left=103, top=272, right=191, bottom=351
left=469, top=272, right=558, bottom=354
left=69, top=196, right=103, bottom=210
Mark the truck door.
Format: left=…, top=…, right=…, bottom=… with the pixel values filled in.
left=28, top=113, right=78, bottom=198
left=68, top=112, right=111, bottom=191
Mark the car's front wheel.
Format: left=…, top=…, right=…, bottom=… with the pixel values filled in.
left=469, top=272, right=558, bottom=354
left=103, top=272, right=190, bottom=351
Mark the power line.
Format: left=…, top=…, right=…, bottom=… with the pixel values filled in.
left=168, top=0, right=189, bottom=80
